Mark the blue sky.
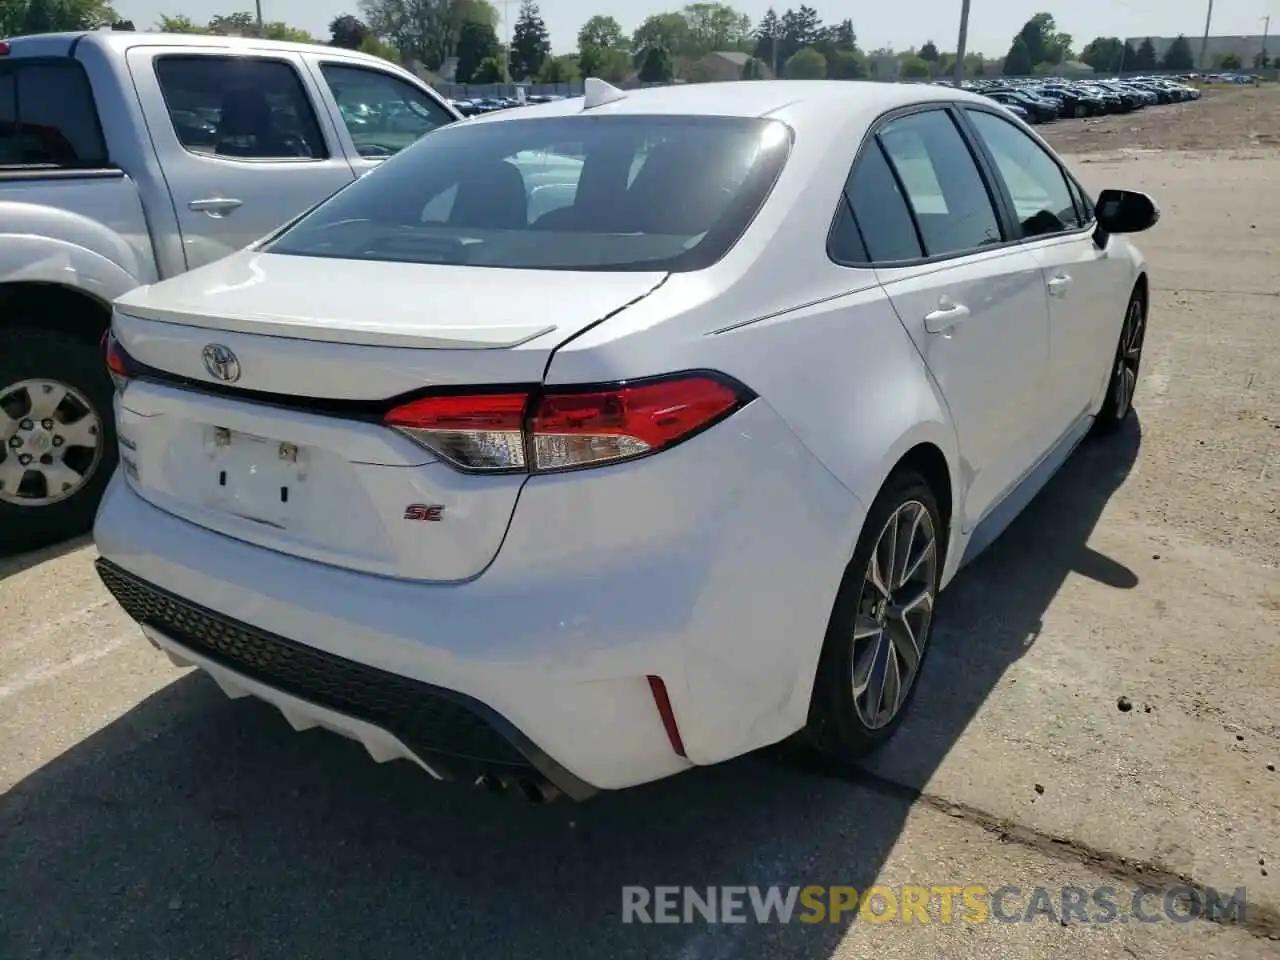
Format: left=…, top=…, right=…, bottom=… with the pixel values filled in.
left=113, top=0, right=1276, bottom=57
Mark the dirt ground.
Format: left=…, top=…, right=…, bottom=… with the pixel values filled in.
left=0, top=92, right=1278, bottom=959
left=1042, top=84, right=1280, bottom=154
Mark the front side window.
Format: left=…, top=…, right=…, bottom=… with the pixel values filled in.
left=966, top=109, right=1084, bottom=238
left=154, top=56, right=327, bottom=160
left=0, top=61, right=108, bottom=167
left=876, top=110, right=1003, bottom=257
left=265, top=115, right=792, bottom=272
left=320, top=64, right=454, bottom=158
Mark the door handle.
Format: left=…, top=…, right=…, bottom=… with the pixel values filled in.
left=188, top=198, right=243, bottom=217
left=1047, top=273, right=1072, bottom=296
left=924, top=301, right=971, bottom=334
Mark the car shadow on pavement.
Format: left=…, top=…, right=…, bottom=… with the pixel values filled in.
left=0, top=416, right=1142, bottom=960
left=0, top=534, right=91, bottom=583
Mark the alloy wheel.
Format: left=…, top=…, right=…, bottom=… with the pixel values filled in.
left=0, top=378, right=104, bottom=507
left=1111, top=297, right=1146, bottom=419
left=851, top=500, right=939, bottom=730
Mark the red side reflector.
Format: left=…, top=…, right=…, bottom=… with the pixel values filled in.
left=0, top=42, right=10, bottom=56
left=646, top=675, right=687, bottom=758
left=104, top=331, right=130, bottom=383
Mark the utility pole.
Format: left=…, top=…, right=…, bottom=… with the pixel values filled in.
left=1262, top=16, right=1272, bottom=69
left=254, top=0, right=263, bottom=31
left=1199, top=0, right=1215, bottom=71
left=771, top=33, right=778, bottom=78
left=953, top=0, right=971, bottom=86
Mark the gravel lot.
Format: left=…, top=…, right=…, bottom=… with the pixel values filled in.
left=1, top=89, right=1278, bottom=959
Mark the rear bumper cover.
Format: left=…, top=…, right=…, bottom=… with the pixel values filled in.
left=96, top=558, right=598, bottom=800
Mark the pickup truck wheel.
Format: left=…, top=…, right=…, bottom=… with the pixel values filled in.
left=0, top=329, right=116, bottom=552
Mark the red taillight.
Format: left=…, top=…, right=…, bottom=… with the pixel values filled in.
left=383, top=373, right=750, bottom=473
left=0, top=42, right=10, bottom=56
left=103, top=330, right=131, bottom=391
left=530, top=376, right=742, bottom=471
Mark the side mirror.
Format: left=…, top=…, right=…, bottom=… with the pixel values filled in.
left=1095, top=188, right=1160, bottom=234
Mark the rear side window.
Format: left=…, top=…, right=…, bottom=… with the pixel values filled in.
left=0, top=60, right=108, bottom=168
left=845, top=142, right=923, bottom=262
left=266, top=115, right=792, bottom=272
left=965, top=109, right=1083, bottom=238
left=876, top=110, right=1003, bottom=257
left=154, top=56, right=327, bottom=160
left=320, top=64, right=454, bottom=158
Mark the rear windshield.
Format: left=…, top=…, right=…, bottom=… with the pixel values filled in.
left=265, top=113, right=792, bottom=272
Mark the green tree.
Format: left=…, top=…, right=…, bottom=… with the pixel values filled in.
left=1253, top=49, right=1270, bottom=70
left=632, top=12, right=690, bottom=59
left=536, top=53, right=578, bottom=82
left=1133, top=37, right=1158, bottom=71
left=827, top=47, right=866, bottom=79
left=1003, top=36, right=1033, bottom=76
left=455, top=18, right=499, bottom=81
left=577, top=14, right=624, bottom=50
left=1162, top=34, right=1194, bottom=71
left=1217, top=51, right=1243, bottom=71
left=22, top=0, right=118, bottom=32
left=740, top=55, right=769, bottom=78
left=784, top=45, right=826, bottom=78
left=919, top=39, right=939, bottom=63
left=359, top=0, right=497, bottom=71
left=752, top=7, right=781, bottom=70
left=682, top=2, right=751, bottom=56
left=577, top=43, right=631, bottom=82
left=261, top=21, right=316, bottom=42
left=637, top=44, right=673, bottom=83
left=1006, top=12, right=1070, bottom=70
left=507, top=0, right=550, bottom=80
left=778, top=4, right=821, bottom=64
left=471, top=54, right=507, bottom=82
left=1079, top=36, right=1130, bottom=73
left=329, top=14, right=370, bottom=48
left=358, top=34, right=398, bottom=61
left=898, top=54, right=931, bottom=79
left=156, top=13, right=207, bottom=32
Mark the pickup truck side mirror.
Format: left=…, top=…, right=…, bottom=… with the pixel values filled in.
left=1094, top=188, right=1159, bottom=234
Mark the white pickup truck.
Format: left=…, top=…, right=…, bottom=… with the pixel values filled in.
left=0, top=30, right=459, bottom=551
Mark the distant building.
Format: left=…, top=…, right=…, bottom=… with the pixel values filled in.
left=1133, top=35, right=1272, bottom=68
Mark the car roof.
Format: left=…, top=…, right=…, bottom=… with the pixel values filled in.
left=463, top=80, right=992, bottom=126
left=3, top=29, right=397, bottom=67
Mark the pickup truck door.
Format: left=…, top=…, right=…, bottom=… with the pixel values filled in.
left=302, top=55, right=459, bottom=176
left=126, top=47, right=356, bottom=271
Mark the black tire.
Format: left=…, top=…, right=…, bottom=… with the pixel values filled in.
left=1094, top=287, right=1147, bottom=434
left=0, top=328, right=117, bottom=553
left=804, top=470, right=944, bottom=763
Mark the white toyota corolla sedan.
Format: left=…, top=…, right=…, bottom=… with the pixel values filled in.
left=94, top=79, right=1157, bottom=803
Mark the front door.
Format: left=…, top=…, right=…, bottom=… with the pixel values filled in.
left=126, top=47, right=356, bottom=270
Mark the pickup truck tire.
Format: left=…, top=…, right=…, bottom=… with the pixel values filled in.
left=0, top=328, right=117, bottom=553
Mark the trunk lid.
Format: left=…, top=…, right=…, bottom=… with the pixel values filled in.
left=111, top=252, right=666, bottom=582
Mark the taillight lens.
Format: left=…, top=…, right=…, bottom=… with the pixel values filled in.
left=383, top=373, right=751, bottom=474
left=103, top=330, right=131, bottom=392
left=385, top=392, right=529, bottom=471
left=530, top=376, right=742, bottom=471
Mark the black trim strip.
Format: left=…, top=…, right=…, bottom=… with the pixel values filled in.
left=96, top=557, right=600, bottom=801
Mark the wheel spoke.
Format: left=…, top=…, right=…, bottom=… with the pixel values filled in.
left=27, top=382, right=68, bottom=421
left=893, top=506, right=923, bottom=588
left=57, top=413, right=100, bottom=450
left=0, top=408, right=17, bottom=441
left=0, top=455, right=26, bottom=490
left=867, top=547, right=891, bottom=599
left=900, top=535, right=936, bottom=588
left=853, top=630, right=886, bottom=698
left=887, top=618, right=921, bottom=677
left=882, top=514, right=900, bottom=593
left=853, top=613, right=882, bottom=641
left=38, top=460, right=85, bottom=496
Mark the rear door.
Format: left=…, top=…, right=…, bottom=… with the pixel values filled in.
left=851, top=107, right=1054, bottom=529
left=126, top=47, right=356, bottom=270
left=961, top=107, right=1126, bottom=426
left=303, top=56, right=458, bottom=175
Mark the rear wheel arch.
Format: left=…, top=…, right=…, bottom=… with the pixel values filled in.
left=0, top=281, right=112, bottom=345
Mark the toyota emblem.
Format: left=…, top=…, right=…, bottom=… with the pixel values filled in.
left=202, top=344, right=241, bottom=383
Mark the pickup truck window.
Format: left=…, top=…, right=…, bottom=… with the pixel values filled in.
left=0, top=60, right=109, bottom=168
left=320, top=64, right=454, bottom=158
left=154, top=56, right=328, bottom=161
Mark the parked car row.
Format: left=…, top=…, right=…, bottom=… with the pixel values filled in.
left=953, top=75, right=1202, bottom=124
left=449, top=93, right=566, bottom=116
